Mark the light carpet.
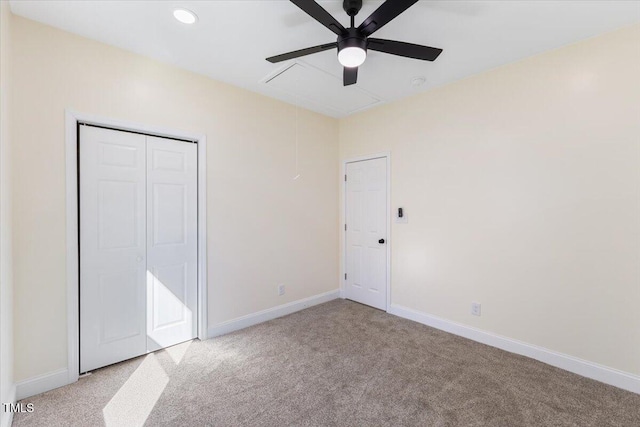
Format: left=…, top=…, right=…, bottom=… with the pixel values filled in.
left=13, top=299, right=640, bottom=426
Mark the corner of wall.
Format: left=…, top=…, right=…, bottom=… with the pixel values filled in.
left=0, top=0, right=15, bottom=421
left=0, top=385, right=15, bottom=427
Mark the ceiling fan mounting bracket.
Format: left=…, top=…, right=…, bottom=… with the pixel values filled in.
left=343, top=0, right=363, bottom=17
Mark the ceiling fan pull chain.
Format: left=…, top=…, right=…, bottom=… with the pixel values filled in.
left=293, top=75, right=301, bottom=181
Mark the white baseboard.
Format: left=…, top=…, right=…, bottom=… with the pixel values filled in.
left=209, top=290, right=340, bottom=338
left=15, top=368, right=69, bottom=400
left=0, top=385, right=16, bottom=427
left=388, top=304, right=640, bottom=394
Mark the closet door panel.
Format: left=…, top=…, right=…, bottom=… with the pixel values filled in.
left=146, top=136, right=198, bottom=351
left=80, top=126, right=147, bottom=372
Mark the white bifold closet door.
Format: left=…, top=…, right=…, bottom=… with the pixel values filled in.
left=80, top=126, right=197, bottom=373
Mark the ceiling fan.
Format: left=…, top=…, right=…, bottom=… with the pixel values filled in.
left=266, top=0, right=443, bottom=86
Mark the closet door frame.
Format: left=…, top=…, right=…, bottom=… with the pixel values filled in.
left=64, top=110, right=208, bottom=387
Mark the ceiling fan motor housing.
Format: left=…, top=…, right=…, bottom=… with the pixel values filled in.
left=338, top=28, right=367, bottom=55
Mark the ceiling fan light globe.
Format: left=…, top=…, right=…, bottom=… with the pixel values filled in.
left=338, top=47, right=367, bottom=68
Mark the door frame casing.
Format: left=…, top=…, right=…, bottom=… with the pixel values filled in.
left=65, top=109, right=208, bottom=384
left=341, top=152, right=391, bottom=311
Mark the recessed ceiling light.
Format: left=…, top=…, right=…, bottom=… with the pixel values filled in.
left=411, top=76, right=426, bottom=87
left=173, top=8, right=197, bottom=25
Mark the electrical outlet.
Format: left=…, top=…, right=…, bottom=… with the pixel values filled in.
left=471, top=302, right=481, bottom=316
left=278, top=284, right=285, bottom=296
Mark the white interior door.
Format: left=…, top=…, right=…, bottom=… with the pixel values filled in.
left=345, top=157, right=388, bottom=310
left=80, top=126, right=147, bottom=372
left=146, top=136, right=198, bottom=352
left=81, top=127, right=198, bottom=372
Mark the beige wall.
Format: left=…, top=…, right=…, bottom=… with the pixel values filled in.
left=340, top=25, right=640, bottom=375
left=0, top=1, right=15, bottom=424
left=10, top=16, right=339, bottom=382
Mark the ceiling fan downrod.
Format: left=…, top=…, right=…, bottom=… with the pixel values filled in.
left=343, top=0, right=363, bottom=27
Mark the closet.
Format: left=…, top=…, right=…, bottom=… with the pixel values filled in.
left=79, top=125, right=197, bottom=372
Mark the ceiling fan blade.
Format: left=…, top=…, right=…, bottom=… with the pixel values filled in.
left=266, top=42, right=337, bottom=63
left=344, top=67, right=358, bottom=86
left=358, top=0, right=419, bottom=37
left=368, top=38, right=443, bottom=61
left=290, top=0, right=346, bottom=36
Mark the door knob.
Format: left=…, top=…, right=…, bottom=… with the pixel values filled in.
left=378, top=239, right=385, bottom=244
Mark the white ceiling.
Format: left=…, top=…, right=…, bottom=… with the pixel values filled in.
left=9, top=1, right=640, bottom=118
